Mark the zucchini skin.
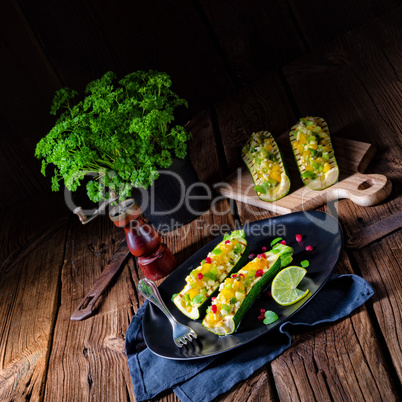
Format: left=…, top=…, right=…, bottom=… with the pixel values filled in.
left=173, top=230, right=249, bottom=320
left=202, top=243, right=293, bottom=335
left=289, top=117, right=339, bottom=190
left=242, top=131, right=291, bottom=202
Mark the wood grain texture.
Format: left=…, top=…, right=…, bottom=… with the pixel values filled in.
left=283, top=10, right=402, bottom=388
left=16, top=0, right=235, bottom=115
left=0, top=1, right=61, bottom=207
left=288, top=0, right=400, bottom=48
left=0, top=1, right=401, bottom=401
left=214, top=73, right=297, bottom=173
left=271, top=252, right=399, bottom=401
left=198, top=0, right=305, bottom=83
left=44, top=215, right=136, bottom=401
left=0, top=194, right=69, bottom=401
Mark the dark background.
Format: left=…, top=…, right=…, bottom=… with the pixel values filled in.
left=0, top=0, right=400, bottom=209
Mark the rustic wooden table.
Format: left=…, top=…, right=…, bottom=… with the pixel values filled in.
left=1, top=2, right=401, bottom=401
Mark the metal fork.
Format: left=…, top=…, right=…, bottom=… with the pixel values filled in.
left=137, top=278, right=197, bottom=347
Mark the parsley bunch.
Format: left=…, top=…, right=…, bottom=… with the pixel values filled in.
left=35, top=70, right=190, bottom=202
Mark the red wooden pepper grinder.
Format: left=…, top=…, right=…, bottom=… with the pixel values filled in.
left=109, top=199, right=177, bottom=280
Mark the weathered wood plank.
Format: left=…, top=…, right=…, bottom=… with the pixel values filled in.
left=283, top=9, right=402, bottom=386
left=272, top=252, right=399, bottom=401
left=214, top=72, right=297, bottom=174
left=43, top=214, right=137, bottom=401
left=17, top=0, right=235, bottom=115
left=288, top=0, right=400, bottom=48
left=0, top=1, right=61, bottom=207
left=352, top=233, right=402, bottom=381
left=198, top=0, right=305, bottom=83
left=43, top=107, right=236, bottom=402
left=0, top=194, right=69, bottom=401
left=213, top=54, right=400, bottom=398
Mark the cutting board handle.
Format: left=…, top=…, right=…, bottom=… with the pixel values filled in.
left=335, top=172, right=392, bottom=207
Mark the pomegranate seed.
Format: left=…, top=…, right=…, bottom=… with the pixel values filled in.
left=205, top=257, right=212, bottom=264
left=265, top=291, right=272, bottom=298
left=255, top=269, right=264, bottom=277
left=197, top=273, right=203, bottom=280
left=296, top=234, right=303, bottom=242
left=280, top=240, right=287, bottom=245
left=211, top=297, right=216, bottom=300
left=232, top=274, right=237, bottom=278
left=238, top=273, right=244, bottom=278
left=257, top=254, right=266, bottom=259
left=258, top=313, right=265, bottom=321
left=211, top=305, right=217, bottom=314
left=261, top=246, right=267, bottom=252
left=248, top=253, right=256, bottom=260
left=225, top=240, right=231, bottom=244
left=306, top=245, right=313, bottom=252
left=260, top=308, right=266, bottom=313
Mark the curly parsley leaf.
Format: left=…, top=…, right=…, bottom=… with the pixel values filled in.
left=35, top=70, right=191, bottom=203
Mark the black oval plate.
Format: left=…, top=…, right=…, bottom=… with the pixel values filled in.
left=142, top=211, right=343, bottom=360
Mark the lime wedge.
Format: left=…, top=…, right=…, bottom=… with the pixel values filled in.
left=271, top=266, right=309, bottom=306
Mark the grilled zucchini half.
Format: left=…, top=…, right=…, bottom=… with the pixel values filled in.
left=289, top=117, right=339, bottom=190
left=173, top=230, right=248, bottom=320
left=202, top=243, right=293, bottom=336
left=242, top=131, right=291, bottom=202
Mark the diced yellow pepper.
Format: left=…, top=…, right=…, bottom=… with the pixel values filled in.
left=221, top=287, right=234, bottom=300
left=298, top=133, right=307, bottom=143
left=270, top=171, right=282, bottom=183
left=308, top=143, right=318, bottom=150
left=323, top=162, right=331, bottom=173
left=189, top=288, right=198, bottom=300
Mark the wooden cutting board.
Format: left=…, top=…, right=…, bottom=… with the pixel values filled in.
left=217, top=135, right=392, bottom=215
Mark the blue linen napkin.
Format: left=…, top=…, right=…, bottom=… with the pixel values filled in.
left=125, top=274, right=373, bottom=402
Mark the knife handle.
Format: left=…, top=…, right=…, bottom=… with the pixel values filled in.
left=71, top=240, right=130, bottom=321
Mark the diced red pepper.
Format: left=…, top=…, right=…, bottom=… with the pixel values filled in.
left=296, top=234, right=303, bottom=242
left=211, top=305, right=217, bottom=314
left=197, top=273, right=203, bottom=280
left=306, top=245, right=313, bottom=252
left=205, top=257, right=212, bottom=264
left=280, top=240, right=287, bottom=245
left=255, top=269, right=264, bottom=277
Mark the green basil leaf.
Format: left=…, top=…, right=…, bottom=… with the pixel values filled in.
left=192, top=294, right=204, bottom=304
left=263, top=310, right=279, bottom=325
left=270, top=237, right=283, bottom=247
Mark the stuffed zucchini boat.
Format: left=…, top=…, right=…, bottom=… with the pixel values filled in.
left=289, top=117, right=339, bottom=190
left=173, top=230, right=248, bottom=320
left=242, top=131, right=291, bottom=202
left=202, top=243, right=293, bottom=336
